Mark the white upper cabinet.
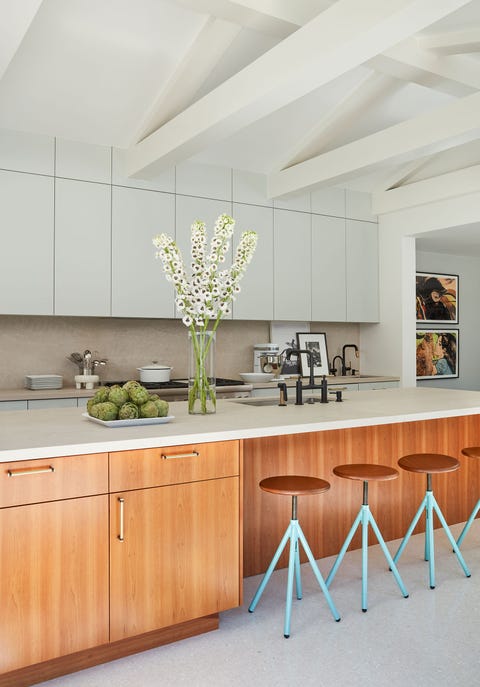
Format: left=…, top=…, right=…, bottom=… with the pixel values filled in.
left=112, top=148, right=175, bottom=193
left=346, top=219, right=379, bottom=322
left=0, top=171, right=54, bottom=315
left=0, top=129, right=54, bottom=176
left=311, top=215, right=346, bottom=322
left=274, top=209, right=311, bottom=321
left=176, top=162, right=232, bottom=201
left=55, top=139, right=111, bottom=184
left=55, top=179, right=111, bottom=316
left=232, top=203, right=274, bottom=321
left=112, top=187, right=175, bottom=318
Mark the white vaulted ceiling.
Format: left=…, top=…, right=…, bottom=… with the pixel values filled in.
left=1, top=0, right=480, bottom=216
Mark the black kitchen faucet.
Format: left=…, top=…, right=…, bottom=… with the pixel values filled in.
left=285, top=348, right=329, bottom=405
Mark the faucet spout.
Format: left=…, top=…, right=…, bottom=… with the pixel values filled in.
left=286, top=348, right=315, bottom=386
left=341, top=344, right=359, bottom=376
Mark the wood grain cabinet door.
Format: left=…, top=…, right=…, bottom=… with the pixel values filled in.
left=0, top=495, right=109, bottom=673
left=110, top=476, right=241, bottom=641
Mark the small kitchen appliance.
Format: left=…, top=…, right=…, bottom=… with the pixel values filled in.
left=253, top=343, right=280, bottom=374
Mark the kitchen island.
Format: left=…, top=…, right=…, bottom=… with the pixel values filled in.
left=2, top=387, right=480, bottom=686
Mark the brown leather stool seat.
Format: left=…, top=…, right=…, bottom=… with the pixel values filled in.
left=393, top=453, right=471, bottom=588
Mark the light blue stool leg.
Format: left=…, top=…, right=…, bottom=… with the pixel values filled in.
left=361, top=506, right=369, bottom=612
left=367, top=509, right=408, bottom=599
left=296, top=523, right=341, bottom=622
left=294, top=536, right=303, bottom=600
left=425, top=490, right=435, bottom=588
left=326, top=509, right=363, bottom=588
left=248, top=523, right=292, bottom=613
left=457, top=499, right=480, bottom=547
left=283, top=523, right=299, bottom=637
left=431, top=494, right=471, bottom=579
left=393, top=495, right=427, bottom=565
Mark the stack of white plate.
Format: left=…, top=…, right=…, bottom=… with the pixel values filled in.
left=25, top=374, right=63, bottom=390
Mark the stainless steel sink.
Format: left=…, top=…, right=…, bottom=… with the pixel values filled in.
left=233, top=397, right=321, bottom=407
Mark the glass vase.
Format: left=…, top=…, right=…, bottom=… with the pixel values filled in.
left=188, top=330, right=216, bottom=414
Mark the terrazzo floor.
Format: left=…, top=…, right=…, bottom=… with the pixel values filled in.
left=36, top=520, right=480, bottom=687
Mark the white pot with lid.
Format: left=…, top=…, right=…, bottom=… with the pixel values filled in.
left=137, top=361, right=173, bottom=383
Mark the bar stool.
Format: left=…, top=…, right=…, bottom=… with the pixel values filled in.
left=248, top=475, right=340, bottom=638
left=393, top=453, right=471, bottom=589
left=457, top=447, right=480, bottom=547
left=325, top=464, right=408, bottom=612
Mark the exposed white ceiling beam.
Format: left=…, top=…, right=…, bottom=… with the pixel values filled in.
left=370, top=38, right=480, bottom=97
left=417, top=28, right=480, bottom=55
left=131, top=17, right=242, bottom=144
left=174, top=0, right=300, bottom=38
left=0, top=0, right=44, bottom=80
left=372, top=164, right=480, bottom=214
left=373, top=157, right=435, bottom=192
left=267, top=90, right=480, bottom=197
left=272, top=72, right=401, bottom=172
left=127, top=0, right=473, bottom=179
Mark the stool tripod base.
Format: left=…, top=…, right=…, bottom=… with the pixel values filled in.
left=248, top=518, right=340, bottom=638
left=393, top=489, right=471, bottom=589
left=326, top=504, right=408, bottom=611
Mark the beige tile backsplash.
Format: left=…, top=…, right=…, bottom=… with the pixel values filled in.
left=0, top=315, right=358, bottom=389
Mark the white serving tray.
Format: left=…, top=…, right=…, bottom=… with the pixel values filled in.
left=82, top=413, right=174, bottom=428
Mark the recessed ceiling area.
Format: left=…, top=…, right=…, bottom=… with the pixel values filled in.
left=415, top=223, right=480, bottom=257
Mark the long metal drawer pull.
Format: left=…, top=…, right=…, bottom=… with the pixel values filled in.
left=161, top=450, right=199, bottom=460
left=7, top=465, right=55, bottom=477
left=118, top=497, right=125, bottom=542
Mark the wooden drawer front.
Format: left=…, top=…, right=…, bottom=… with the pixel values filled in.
left=109, top=440, right=239, bottom=491
left=0, top=454, right=108, bottom=508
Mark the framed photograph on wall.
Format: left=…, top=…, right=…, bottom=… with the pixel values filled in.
left=296, top=332, right=330, bottom=377
left=416, top=272, right=458, bottom=324
left=416, top=329, right=459, bottom=380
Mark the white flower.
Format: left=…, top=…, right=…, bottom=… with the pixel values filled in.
left=153, top=214, right=257, bottom=335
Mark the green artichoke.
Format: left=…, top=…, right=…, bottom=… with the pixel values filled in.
left=118, top=402, right=140, bottom=420
left=91, top=386, right=110, bottom=404
left=149, top=393, right=160, bottom=401
left=86, top=397, right=98, bottom=414
left=153, top=399, right=169, bottom=417
left=108, top=385, right=129, bottom=407
left=139, top=400, right=159, bottom=418
left=123, top=380, right=141, bottom=394
left=90, top=401, right=119, bottom=421
left=129, top=385, right=150, bottom=406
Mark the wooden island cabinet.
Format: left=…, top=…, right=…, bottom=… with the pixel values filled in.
left=0, top=441, right=242, bottom=687
left=3, top=390, right=480, bottom=685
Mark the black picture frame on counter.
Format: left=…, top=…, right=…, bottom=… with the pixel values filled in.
left=416, top=329, right=459, bottom=380
left=296, top=332, right=330, bottom=378
left=416, top=272, right=458, bottom=324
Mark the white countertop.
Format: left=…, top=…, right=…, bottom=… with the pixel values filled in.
left=1, top=387, right=480, bottom=462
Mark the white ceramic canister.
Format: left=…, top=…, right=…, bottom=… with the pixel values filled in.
left=253, top=343, right=279, bottom=373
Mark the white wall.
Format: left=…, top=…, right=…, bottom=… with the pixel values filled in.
left=361, top=190, right=480, bottom=388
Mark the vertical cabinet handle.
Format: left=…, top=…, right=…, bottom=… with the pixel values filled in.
left=118, top=497, right=125, bottom=542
